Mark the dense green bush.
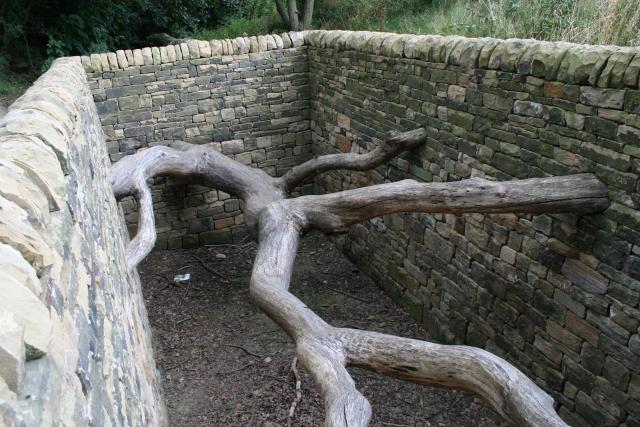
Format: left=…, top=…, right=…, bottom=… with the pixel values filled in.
left=0, top=0, right=226, bottom=73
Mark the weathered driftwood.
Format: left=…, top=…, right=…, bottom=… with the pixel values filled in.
left=111, top=128, right=609, bottom=426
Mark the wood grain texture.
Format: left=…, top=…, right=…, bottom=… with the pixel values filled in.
left=110, top=127, right=609, bottom=426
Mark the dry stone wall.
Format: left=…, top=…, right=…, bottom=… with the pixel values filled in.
left=5, top=29, right=640, bottom=427
left=308, top=30, right=640, bottom=427
left=0, top=58, right=166, bottom=426
left=83, top=33, right=312, bottom=249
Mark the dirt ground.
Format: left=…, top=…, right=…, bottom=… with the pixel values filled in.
left=139, top=232, right=506, bottom=427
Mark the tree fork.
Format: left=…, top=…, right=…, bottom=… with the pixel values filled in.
left=111, top=127, right=608, bottom=426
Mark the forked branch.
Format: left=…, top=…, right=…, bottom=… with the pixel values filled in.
left=278, top=128, right=427, bottom=192
left=111, top=127, right=608, bottom=426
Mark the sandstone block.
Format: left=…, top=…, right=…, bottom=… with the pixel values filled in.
left=0, top=313, right=24, bottom=392
left=107, top=52, right=118, bottom=70
left=221, top=139, right=244, bottom=154
left=141, top=47, right=153, bottom=65
left=133, top=49, right=144, bottom=66
left=513, top=100, right=544, bottom=118
left=580, top=87, right=625, bottom=109
left=89, top=54, right=102, bottom=72
left=0, top=268, right=52, bottom=358
left=116, top=50, right=128, bottom=69
left=187, top=40, right=200, bottom=59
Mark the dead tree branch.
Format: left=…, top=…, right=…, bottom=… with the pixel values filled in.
left=110, top=126, right=609, bottom=427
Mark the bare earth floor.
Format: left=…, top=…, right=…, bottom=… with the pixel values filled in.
left=139, top=232, right=506, bottom=427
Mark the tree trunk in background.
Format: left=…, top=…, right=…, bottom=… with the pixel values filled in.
left=302, top=0, right=314, bottom=29
left=275, top=0, right=314, bottom=30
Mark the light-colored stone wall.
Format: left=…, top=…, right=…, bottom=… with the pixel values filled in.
left=308, top=30, right=640, bottom=426
left=84, top=33, right=312, bottom=249
left=0, top=57, right=166, bottom=426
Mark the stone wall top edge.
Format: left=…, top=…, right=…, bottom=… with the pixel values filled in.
left=303, top=30, right=640, bottom=89
left=78, top=31, right=307, bottom=74
left=0, top=55, right=93, bottom=392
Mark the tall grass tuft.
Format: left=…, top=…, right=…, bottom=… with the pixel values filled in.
left=314, top=0, right=640, bottom=46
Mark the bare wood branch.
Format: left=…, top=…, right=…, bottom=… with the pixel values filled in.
left=286, top=356, right=302, bottom=427
left=249, top=205, right=567, bottom=426
left=279, top=128, right=427, bottom=192
left=284, top=174, right=609, bottom=233
left=110, top=125, right=608, bottom=426
left=111, top=143, right=283, bottom=268
left=274, top=0, right=291, bottom=28
left=338, top=328, right=566, bottom=426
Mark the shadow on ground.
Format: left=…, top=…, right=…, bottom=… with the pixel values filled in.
left=139, top=232, right=506, bottom=426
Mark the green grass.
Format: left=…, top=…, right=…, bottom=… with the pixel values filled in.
left=0, top=71, right=33, bottom=104
left=316, top=0, right=640, bottom=47
left=192, top=0, right=640, bottom=47
left=192, top=16, right=275, bottom=40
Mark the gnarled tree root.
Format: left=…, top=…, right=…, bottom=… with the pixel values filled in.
left=111, top=128, right=609, bottom=426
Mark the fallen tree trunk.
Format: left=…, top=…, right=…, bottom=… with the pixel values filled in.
left=111, top=127, right=609, bottom=426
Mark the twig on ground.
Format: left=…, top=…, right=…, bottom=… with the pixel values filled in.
left=193, top=255, right=230, bottom=283
left=265, top=374, right=290, bottom=384
left=325, top=286, right=372, bottom=303
left=424, top=394, right=465, bottom=421
left=286, top=356, right=302, bottom=427
left=225, top=344, right=264, bottom=359
left=314, top=277, right=372, bottom=303
left=173, top=316, right=192, bottom=327
left=165, top=359, right=190, bottom=371
left=215, top=362, right=255, bottom=375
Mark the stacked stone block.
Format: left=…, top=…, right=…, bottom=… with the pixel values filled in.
left=307, top=30, right=640, bottom=426
left=0, top=58, right=166, bottom=425
left=83, top=32, right=312, bottom=249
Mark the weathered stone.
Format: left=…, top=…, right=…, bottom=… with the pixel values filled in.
left=531, top=41, right=572, bottom=80
left=580, top=87, right=625, bottom=109
left=221, top=139, right=244, bottom=154
left=210, top=39, right=223, bottom=56
left=133, top=49, right=144, bottom=66
left=598, top=47, right=635, bottom=88
left=116, top=50, right=129, bottom=69
left=513, top=100, right=543, bottom=118
left=187, top=39, right=200, bottom=59
left=198, top=40, right=211, bottom=57
left=557, top=45, right=616, bottom=86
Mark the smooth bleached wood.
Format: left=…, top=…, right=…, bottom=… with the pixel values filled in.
left=110, top=127, right=608, bottom=427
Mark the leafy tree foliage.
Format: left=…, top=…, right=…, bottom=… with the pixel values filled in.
left=0, top=0, right=225, bottom=72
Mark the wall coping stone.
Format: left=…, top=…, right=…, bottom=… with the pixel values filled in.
left=80, top=31, right=307, bottom=73
left=301, top=30, right=640, bottom=89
